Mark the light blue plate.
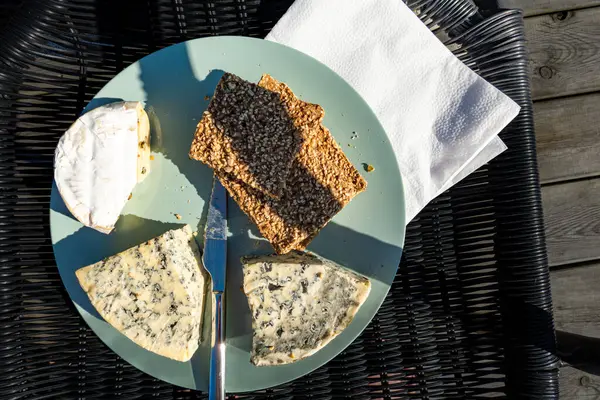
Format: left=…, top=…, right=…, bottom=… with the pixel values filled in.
left=50, top=36, right=405, bottom=392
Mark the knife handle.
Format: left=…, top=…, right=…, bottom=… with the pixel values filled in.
left=209, top=291, right=225, bottom=400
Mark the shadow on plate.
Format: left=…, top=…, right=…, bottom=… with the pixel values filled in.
left=52, top=191, right=210, bottom=388
left=85, top=97, right=125, bottom=113
left=138, top=43, right=225, bottom=238
left=226, top=213, right=403, bottom=354
left=52, top=210, right=186, bottom=319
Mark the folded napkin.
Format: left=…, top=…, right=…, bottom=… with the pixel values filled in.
left=266, top=0, right=520, bottom=222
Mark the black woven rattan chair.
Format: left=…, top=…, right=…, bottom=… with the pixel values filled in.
left=0, top=0, right=560, bottom=398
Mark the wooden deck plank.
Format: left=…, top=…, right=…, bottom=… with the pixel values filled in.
left=498, top=0, right=600, bottom=17
left=552, top=263, right=600, bottom=336
left=552, top=264, right=600, bottom=398
left=526, top=7, right=600, bottom=100
left=559, top=366, right=600, bottom=399
left=542, top=179, right=600, bottom=266
left=505, top=4, right=600, bottom=399
left=535, top=93, right=600, bottom=184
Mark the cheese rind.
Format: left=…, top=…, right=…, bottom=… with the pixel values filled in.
left=54, top=101, right=151, bottom=233
left=135, top=103, right=151, bottom=182
left=76, top=225, right=207, bottom=362
left=242, top=251, right=371, bottom=366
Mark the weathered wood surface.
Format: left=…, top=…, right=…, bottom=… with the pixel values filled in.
left=481, top=1, right=600, bottom=397
left=499, top=0, right=600, bottom=17
left=542, top=179, right=600, bottom=267
left=535, top=93, right=600, bottom=184
left=552, top=263, right=600, bottom=336
left=526, top=7, right=600, bottom=100
left=553, top=264, right=600, bottom=398
left=560, top=366, right=600, bottom=399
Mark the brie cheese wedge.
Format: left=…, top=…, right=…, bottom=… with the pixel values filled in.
left=76, top=225, right=207, bottom=362
left=242, top=251, right=371, bottom=366
left=54, top=101, right=151, bottom=233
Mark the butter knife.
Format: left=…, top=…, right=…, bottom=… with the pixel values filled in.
left=203, top=175, right=227, bottom=400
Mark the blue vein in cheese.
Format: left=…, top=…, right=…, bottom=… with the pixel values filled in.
left=76, top=225, right=208, bottom=362
left=242, top=251, right=371, bottom=366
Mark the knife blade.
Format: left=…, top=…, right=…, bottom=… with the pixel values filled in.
left=203, top=175, right=227, bottom=400
left=204, top=175, right=227, bottom=292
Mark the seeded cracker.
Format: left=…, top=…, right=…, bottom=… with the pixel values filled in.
left=218, top=75, right=367, bottom=254
left=189, top=73, right=302, bottom=198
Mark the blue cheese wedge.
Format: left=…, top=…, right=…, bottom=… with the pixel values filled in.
left=76, top=225, right=207, bottom=362
left=54, top=101, right=150, bottom=234
left=242, top=251, right=371, bottom=366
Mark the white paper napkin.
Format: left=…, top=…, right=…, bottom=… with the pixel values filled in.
left=266, top=0, right=520, bottom=222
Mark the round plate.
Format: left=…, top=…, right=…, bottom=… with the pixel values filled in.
left=50, top=36, right=405, bottom=392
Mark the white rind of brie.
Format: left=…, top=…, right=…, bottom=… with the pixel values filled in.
left=54, top=101, right=151, bottom=234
